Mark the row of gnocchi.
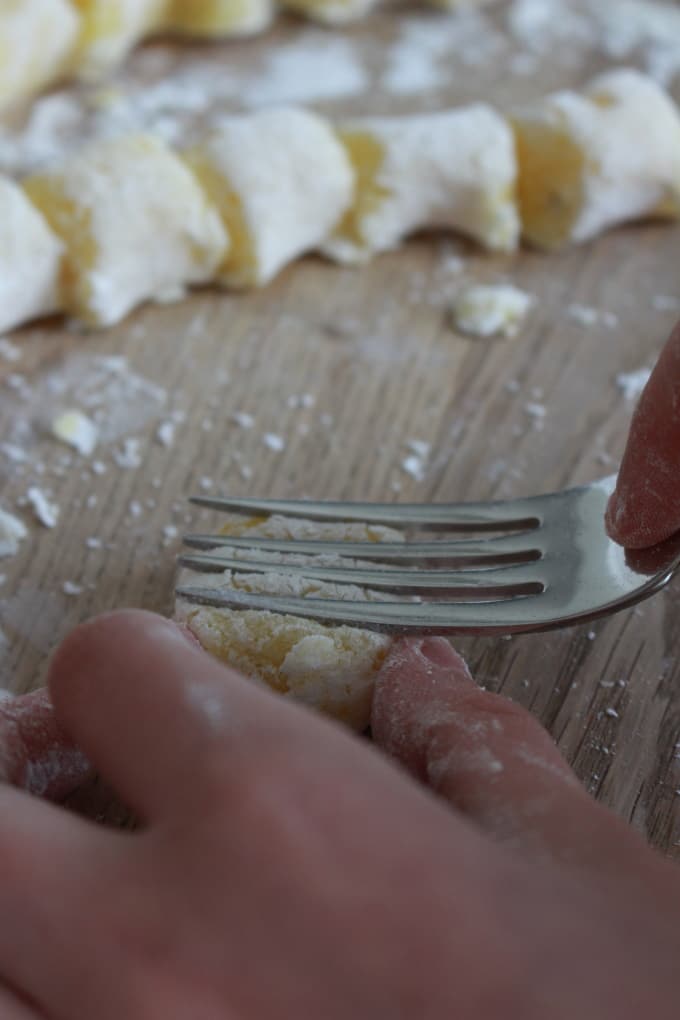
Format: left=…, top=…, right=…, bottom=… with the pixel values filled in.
left=2, top=68, right=680, bottom=336
left=2, top=0, right=493, bottom=114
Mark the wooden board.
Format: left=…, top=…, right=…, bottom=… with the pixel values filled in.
left=1, top=2, right=680, bottom=854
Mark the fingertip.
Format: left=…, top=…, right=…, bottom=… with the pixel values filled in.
left=371, top=637, right=474, bottom=776
left=48, top=610, right=193, bottom=710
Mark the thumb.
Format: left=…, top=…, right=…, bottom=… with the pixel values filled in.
left=606, top=319, right=680, bottom=548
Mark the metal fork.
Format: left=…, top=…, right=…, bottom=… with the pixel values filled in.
left=175, top=475, right=680, bottom=635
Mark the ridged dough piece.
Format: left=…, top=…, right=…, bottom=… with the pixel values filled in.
left=324, top=105, right=520, bottom=264
left=0, top=177, right=63, bottom=333
left=185, top=108, right=354, bottom=288
left=0, top=0, right=79, bottom=113
left=163, top=0, right=274, bottom=37
left=176, top=515, right=404, bottom=731
left=279, top=0, right=377, bottom=25
left=24, top=133, right=228, bottom=328
left=513, top=68, right=680, bottom=250
left=69, top=0, right=168, bottom=79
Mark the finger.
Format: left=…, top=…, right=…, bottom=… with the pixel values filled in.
left=0, top=782, right=110, bottom=998
left=0, top=987, right=45, bottom=1020
left=0, top=689, right=91, bottom=800
left=372, top=638, right=642, bottom=865
left=47, top=610, right=301, bottom=822
left=606, top=319, right=680, bottom=548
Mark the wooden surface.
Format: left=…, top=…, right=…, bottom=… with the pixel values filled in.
left=1, top=2, right=680, bottom=854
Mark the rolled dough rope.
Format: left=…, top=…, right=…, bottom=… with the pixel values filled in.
left=163, top=0, right=275, bottom=38
left=184, top=107, right=355, bottom=288
left=175, top=514, right=405, bottom=731
left=0, top=0, right=79, bottom=114
left=0, top=176, right=64, bottom=334
left=323, top=105, right=521, bottom=264
left=68, top=0, right=168, bottom=80
left=23, top=133, right=228, bottom=327
left=512, top=68, right=680, bottom=250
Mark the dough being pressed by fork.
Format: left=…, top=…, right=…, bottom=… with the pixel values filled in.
left=23, top=133, right=228, bottom=327
left=176, top=515, right=404, bottom=731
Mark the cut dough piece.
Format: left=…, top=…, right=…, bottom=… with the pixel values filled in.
left=163, top=0, right=274, bottom=37
left=185, top=108, right=354, bottom=288
left=0, top=177, right=63, bottom=333
left=24, top=133, right=228, bottom=327
left=279, top=0, right=377, bottom=25
left=69, top=0, right=168, bottom=79
left=0, top=0, right=79, bottom=113
left=176, top=514, right=404, bottom=730
left=513, top=68, right=680, bottom=250
left=325, top=106, right=520, bottom=264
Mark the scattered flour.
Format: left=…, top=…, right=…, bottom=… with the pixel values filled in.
left=25, top=487, right=59, bottom=528
left=0, top=509, right=27, bottom=558
left=616, top=367, right=651, bottom=401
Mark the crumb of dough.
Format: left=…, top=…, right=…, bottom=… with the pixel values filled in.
left=452, top=284, right=533, bottom=339
left=51, top=409, right=98, bottom=456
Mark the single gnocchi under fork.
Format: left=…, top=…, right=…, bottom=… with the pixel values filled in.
left=176, top=476, right=680, bottom=636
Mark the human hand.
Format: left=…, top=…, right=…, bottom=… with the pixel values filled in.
left=0, top=610, right=678, bottom=1019
left=0, top=687, right=89, bottom=799
left=606, top=319, right=680, bottom=547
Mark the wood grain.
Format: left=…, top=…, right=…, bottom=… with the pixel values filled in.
left=1, top=3, right=679, bottom=855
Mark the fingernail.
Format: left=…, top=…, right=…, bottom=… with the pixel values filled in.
left=418, top=637, right=463, bottom=668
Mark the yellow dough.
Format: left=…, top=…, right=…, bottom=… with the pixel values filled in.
left=325, top=105, right=520, bottom=264
left=176, top=515, right=405, bottom=731
left=163, top=0, right=274, bottom=37
left=69, top=0, right=168, bottom=79
left=185, top=107, right=354, bottom=287
left=0, top=177, right=63, bottom=334
left=513, top=68, right=680, bottom=249
left=24, top=133, right=228, bottom=327
left=0, top=0, right=79, bottom=113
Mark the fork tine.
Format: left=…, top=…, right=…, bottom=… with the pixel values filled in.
left=189, top=495, right=541, bottom=531
left=174, top=586, right=551, bottom=634
left=180, top=532, right=541, bottom=565
left=177, top=554, right=544, bottom=595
